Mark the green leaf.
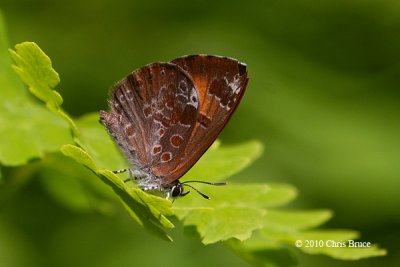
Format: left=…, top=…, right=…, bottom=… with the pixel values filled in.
left=222, top=207, right=386, bottom=262
left=175, top=184, right=296, bottom=211
left=9, top=41, right=79, bottom=138
left=188, top=206, right=265, bottom=244
left=60, top=145, right=97, bottom=172
left=0, top=20, right=72, bottom=166
left=9, top=42, right=62, bottom=110
left=174, top=183, right=297, bottom=244
left=60, top=144, right=174, bottom=241
left=183, top=140, right=263, bottom=182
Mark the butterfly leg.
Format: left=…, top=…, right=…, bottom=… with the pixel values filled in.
left=113, top=168, right=130, bottom=174
left=112, top=168, right=137, bottom=183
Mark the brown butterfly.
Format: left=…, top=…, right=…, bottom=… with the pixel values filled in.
left=100, top=55, right=248, bottom=199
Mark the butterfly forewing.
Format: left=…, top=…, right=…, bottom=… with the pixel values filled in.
left=161, top=55, right=249, bottom=183
left=101, top=63, right=199, bottom=176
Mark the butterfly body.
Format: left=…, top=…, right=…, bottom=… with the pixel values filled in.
left=100, top=55, right=248, bottom=198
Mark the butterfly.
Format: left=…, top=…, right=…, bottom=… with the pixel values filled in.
left=100, top=55, right=249, bottom=199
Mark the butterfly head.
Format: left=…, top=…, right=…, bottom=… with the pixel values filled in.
left=169, top=182, right=190, bottom=198
left=167, top=180, right=227, bottom=200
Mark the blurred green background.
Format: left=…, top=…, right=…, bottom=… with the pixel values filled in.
left=1, top=0, right=399, bottom=266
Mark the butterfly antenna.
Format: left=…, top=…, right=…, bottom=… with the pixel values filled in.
left=181, top=181, right=227, bottom=199
left=182, top=180, right=227, bottom=186
left=182, top=184, right=210, bottom=199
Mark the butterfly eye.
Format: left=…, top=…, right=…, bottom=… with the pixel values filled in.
left=171, top=184, right=183, bottom=197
